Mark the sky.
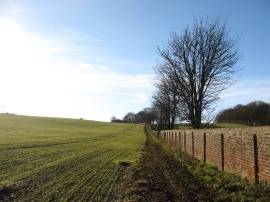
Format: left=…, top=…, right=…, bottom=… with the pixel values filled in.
left=0, top=0, right=269, bottom=122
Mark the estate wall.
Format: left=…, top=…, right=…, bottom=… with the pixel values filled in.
left=157, top=127, right=270, bottom=183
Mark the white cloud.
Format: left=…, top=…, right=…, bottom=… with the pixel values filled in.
left=127, top=93, right=148, bottom=103
left=0, top=18, right=153, bottom=121
left=74, top=62, right=94, bottom=70
left=219, top=79, right=270, bottom=109
left=98, top=65, right=109, bottom=70
left=221, top=80, right=270, bottom=99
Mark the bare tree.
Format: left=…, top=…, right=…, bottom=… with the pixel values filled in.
left=154, top=17, right=241, bottom=128
left=134, top=108, right=156, bottom=124
left=111, top=116, right=117, bottom=122
left=123, top=112, right=136, bottom=123
left=111, top=116, right=123, bottom=123
left=151, top=78, right=181, bottom=130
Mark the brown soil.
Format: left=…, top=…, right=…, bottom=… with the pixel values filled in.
left=113, top=133, right=221, bottom=202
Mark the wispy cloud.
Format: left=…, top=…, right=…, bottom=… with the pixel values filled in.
left=219, top=79, right=270, bottom=109
left=127, top=93, right=148, bottom=103
left=0, top=18, right=153, bottom=120
left=221, top=80, right=270, bottom=99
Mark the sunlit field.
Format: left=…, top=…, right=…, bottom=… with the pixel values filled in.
left=0, top=114, right=145, bottom=201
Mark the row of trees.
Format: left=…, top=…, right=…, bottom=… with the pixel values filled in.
left=113, top=99, right=270, bottom=129
left=111, top=108, right=156, bottom=124
left=216, top=101, right=270, bottom=126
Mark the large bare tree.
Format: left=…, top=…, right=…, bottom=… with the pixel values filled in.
left=154, top=17, right=241, bottom=128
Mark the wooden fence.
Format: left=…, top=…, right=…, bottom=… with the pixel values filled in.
left=154, top=127, right=270, bottom=183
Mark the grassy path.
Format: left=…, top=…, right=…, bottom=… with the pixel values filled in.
left=116, top=129, right=219, bottom=201
left=0, top=114, right=145, bottom=201
left=115, top=128, right=270, bottom=202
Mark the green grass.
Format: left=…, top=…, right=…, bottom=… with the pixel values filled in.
left=212, top=123, right=248, bottom=128
left=0, top=114, right=146, bottom=201
left=174, top=122, right=248, bottom=129
left=178, top=156, right=270, bottom=201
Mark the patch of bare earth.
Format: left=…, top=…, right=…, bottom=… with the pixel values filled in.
left=112, top=133, right=220, bottom=202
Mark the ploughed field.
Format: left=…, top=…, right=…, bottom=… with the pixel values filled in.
left=0, top=114, right=145, bottom=201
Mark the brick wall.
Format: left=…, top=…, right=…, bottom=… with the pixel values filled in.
left=158, top=127, right=270, bottom=183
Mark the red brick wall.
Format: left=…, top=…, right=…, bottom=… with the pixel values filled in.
left=159, top=127, right=270, bottom=183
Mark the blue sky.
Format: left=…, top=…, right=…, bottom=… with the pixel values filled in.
left=0, top=0, right=269, bottom=121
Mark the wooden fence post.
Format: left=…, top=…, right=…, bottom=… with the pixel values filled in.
left=175, top=132, right=177, bottom=148
left=184, top=132, right=186, bottom=153
left=171, top=131, right=173, bottom=146
left=179, top=132, right=182, bottom=151
left=204, top=133, right=206, bottom=163
left=221, top=133, right=224, bottom=171
left=168, top=131, right=170, bottom=144
left=192, top=132, right=194, bottom=158
left=253, top=134, right=259, bottom=184
left=170, top=131, right=172, bottom=146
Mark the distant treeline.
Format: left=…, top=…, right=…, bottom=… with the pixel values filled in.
left=216, top=101, right=270, bottom=126
left=111, top=108, right=155, bottom=125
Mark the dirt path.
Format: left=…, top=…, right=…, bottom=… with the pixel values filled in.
left=113, top=132, right=220, bottom=202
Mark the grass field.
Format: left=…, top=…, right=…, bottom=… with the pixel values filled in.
left=0, top=114, right=146, bottom=201
left=212, top=123, right=248, bottom=128
left=175, top=122, right=248, bottom=129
